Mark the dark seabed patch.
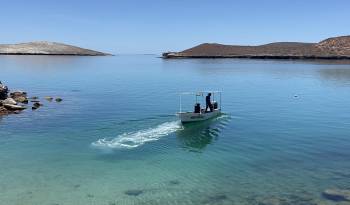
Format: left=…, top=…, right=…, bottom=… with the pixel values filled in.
left=203, top=194, right=228, bottom=204
left=86, top=194, right=94, bottom=198
left=124, top=189, right=144, bottom=196
left=168, top=180, right=180, bottom=185
left=73, top=184, right=81, bottom=189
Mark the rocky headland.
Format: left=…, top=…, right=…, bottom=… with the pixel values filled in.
left=163, top=35, right=350, bottom=60
left=0, top=82, right=62, bottom=116
left=0, top=41, right=110, bottom=56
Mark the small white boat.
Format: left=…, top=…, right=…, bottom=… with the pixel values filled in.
left=177, top=91, right=222, bottom=123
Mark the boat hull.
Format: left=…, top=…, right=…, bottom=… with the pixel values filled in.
left=177, top=109, right=221, bottom=123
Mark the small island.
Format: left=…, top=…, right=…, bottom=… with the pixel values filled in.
left=163, top=35, right=350, bottom=60
left=0, top=41, right=110, bottom=56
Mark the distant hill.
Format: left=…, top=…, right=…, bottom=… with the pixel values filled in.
left=0, top=41, right=110, bottom=56
left=163, top=36, right=350, bottom=59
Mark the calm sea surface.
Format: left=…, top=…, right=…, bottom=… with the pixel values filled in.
left=1, top=55, right=350, bottom=205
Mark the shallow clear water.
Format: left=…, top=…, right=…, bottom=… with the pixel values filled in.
left=1, top=55, right=350, bottom=205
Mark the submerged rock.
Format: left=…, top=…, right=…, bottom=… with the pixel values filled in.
left=33, top=102, right=42, bottom=107
left=322, top=188, right=350, bottom=201
left=32, top=102, right=42, bottom=110
left=124, top=189, right=143, bottom=196
left=45, top=96, right=53, bottom=101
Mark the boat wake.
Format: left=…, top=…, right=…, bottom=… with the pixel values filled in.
left=92, top=121, right=182, bottom=149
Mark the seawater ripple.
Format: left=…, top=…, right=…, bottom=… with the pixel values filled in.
left=92, top=121, right=183, bottom=149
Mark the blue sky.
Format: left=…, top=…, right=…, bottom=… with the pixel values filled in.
left=0, top=0, right=349, bottom=54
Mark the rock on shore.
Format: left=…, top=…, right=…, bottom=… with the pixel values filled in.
left=163, top=35, right=350, bottom=59
left=10, top=91, right=28, bottom=103
left=0, top=41, right=110, bottom=56
left=0, top=82, right=63, bottom=116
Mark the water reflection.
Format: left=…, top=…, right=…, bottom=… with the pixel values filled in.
left=176, top=116, right=230, bottom=152
left=162, top=58, right=350, bottom=81
left=0, top=55, right=91, bottom=71
left=318, top=67, right=350, bottom=85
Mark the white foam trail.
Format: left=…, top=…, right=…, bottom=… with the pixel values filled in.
left=92, top=121, right=182, bottom=149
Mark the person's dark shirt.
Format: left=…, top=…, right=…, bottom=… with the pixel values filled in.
left=206, top=95, right=211, bottom=104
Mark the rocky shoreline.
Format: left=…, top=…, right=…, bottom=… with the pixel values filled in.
left=163, top=35, right=350, bottom=60
left=0, top=82, right=62, bottom=116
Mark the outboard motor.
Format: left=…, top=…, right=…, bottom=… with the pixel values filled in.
left=194, top=103, right=201, bottom=113
left=213, top=101, right=218, bottom=109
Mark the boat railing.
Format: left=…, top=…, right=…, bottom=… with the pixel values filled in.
left=178, top=91, right=222, bottom=113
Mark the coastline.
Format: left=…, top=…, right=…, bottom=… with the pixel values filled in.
left=162, top=54, right=350, bottom=60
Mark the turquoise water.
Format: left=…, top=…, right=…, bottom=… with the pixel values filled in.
left=1, top=55, right=350, bottom=205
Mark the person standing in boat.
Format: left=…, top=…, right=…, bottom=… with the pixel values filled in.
left=205, top=93, right=213, bottom=112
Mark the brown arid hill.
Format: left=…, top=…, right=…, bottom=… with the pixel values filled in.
left=163, top=35, right=350, bottom=59
left=0, top=41, right=110, bottom=56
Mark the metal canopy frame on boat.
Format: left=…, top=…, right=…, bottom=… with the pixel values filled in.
left=178, top=91, right=222, bottom=113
